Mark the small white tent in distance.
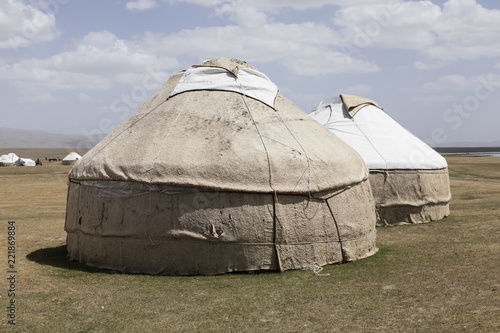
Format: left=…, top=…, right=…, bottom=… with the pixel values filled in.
left=62, top=152, right=82, bottom=165
left=309, top=94, right=451, bottom=226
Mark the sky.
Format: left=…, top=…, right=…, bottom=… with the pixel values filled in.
left=1, top=0, right=500, bottom=146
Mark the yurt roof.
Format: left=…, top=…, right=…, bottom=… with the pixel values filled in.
left=16, top=158, right=36, bottom=166
left=309, top=94, right=448, bottom=170
left=70, top=58, right=368, bottom=194
left=63, top=152, right=82, bottom=161
left=0, top=153, right=19, bottom=164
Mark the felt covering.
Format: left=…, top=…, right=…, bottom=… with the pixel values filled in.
left=340, top=93, right=382, bottom=117
left=65, top=58, right=378, bottom=275
left=369, top=169, right=451, bottom=226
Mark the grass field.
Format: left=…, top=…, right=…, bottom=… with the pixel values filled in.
left=0, top=155, right=499, bottom=332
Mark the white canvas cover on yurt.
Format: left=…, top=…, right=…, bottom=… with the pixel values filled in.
left=62, top=152, right=82, bottom=165
left=65, top=58, right=378, bottom=275
left=309, top=94, right=451, bottom=226
left=0, top=153, right=19, bottom=166
left=15, top=158, right=36, bottom=166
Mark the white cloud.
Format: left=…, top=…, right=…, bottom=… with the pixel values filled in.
left=0, top=0, right=60, bottom=49
left=164, top=0, right=390, bottom=12
left=282, top=52, right=379, bottom=76
left=417, top=73, right=500, bottom=93
left=332, top=0, right=500, bottom=64
left=140, top=21, right=377, bottom=75
left=126, top=0, right=158, bottom=11
left=410, top=94, right=459, bottom=106
left=20, top=91, right=60, bottom=103
left=214, top=2, right=267, bottom=28
left=3, top=1, right=498, bottom=112
left=424, top=0, right=500, bottom=62
left=333, top=1, right=441, bottom=49
left=336, top=84, right=372, bottom=96
left=414, top=61, right=447, bottom=70
left=78, top=93, right=91, bottom=103
left=414, top=73, right=500, bottom=107
left=60, top=31, right=178, bottom=76
left=120, top=1, right=499, bottom=74
left=418, top=75, right=470, bottom=93
left=0, top=21, right=373, bottom=106
left=140, top=21, right=341, bottom=57
left=1, top=56, right=113, bottom=90
left=0, top=31, right=178, bottom=101
left=206, top=0, right=388, bottom=27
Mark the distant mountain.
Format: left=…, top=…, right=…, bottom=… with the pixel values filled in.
left=0, top=127, right=104, bottom=148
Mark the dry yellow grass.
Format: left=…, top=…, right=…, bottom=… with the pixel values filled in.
left=0, top=155, right=499, bottom=332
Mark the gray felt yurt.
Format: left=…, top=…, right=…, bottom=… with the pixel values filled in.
left=309, top=94, right=451, bottom=226
left=15, top=157, right=36, bottom=166
left=65, top=58, right=378, bottom=275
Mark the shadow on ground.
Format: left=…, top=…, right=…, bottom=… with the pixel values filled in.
left=26, top=245, right=116, bottom=274
left=26, top=245, right=284, bottom=276
left=26, top=245, right=277, bottom=275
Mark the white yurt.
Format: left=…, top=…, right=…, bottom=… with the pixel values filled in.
left=0, top=153, right=19, bottom=166
left=309, top=94, right=451, bottom=226
left=65, top=58, right=378, bottom=275
left=62, top=152, right=82, bottom=165
left=15, top=158, right=36, bottom=166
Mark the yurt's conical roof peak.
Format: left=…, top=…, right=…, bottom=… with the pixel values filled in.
left=195, top=57, right=256, bottom=76
left=311, top=93, right=448, bottom=170
left=339, top=94, right=382, bottom=117
left=70, top=57, right=368, bottom=194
